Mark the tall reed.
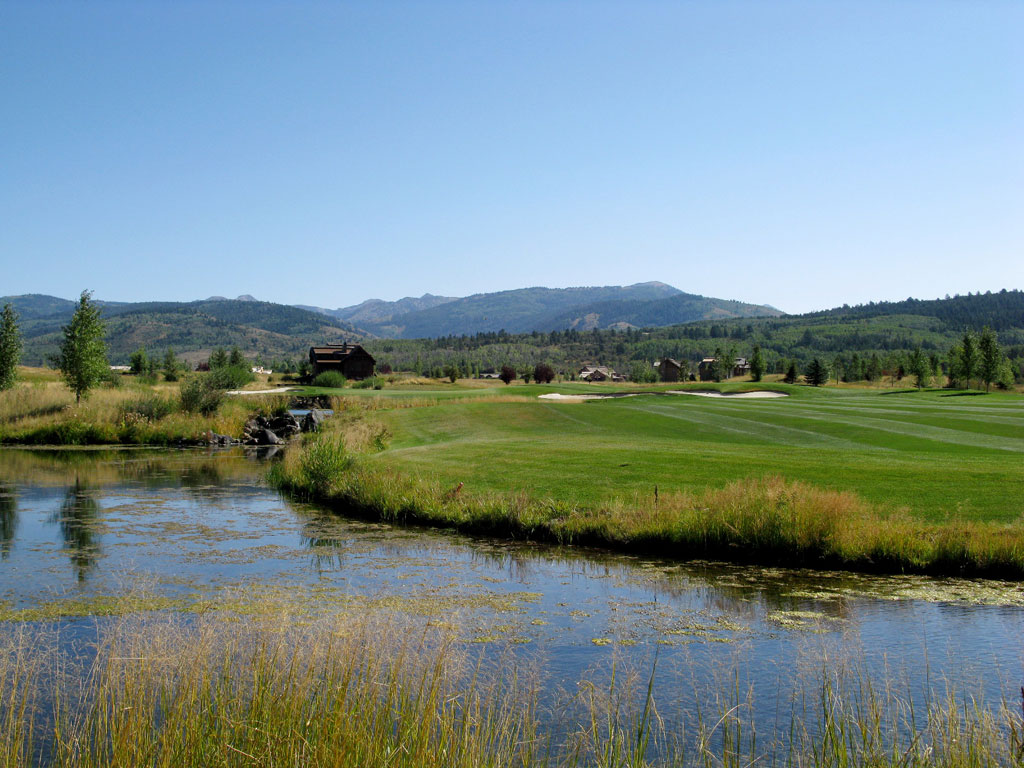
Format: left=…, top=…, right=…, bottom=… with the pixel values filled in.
left=2, top=611, right=1022, bottom=767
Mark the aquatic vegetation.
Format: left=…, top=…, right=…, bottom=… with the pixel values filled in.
left=3, top=610, right=1021, bottom=767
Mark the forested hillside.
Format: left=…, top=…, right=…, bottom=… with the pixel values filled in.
left=361, top=290, right=1024, bottom=383
left=2, top=296, right=366, bottom=366
left=4, top=290, right=1021, bottom=383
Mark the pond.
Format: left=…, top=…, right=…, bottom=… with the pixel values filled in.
left=1, top=446, right=1021, bottom=760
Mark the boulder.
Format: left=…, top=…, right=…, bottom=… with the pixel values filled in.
left=259, top=428, right=284, bottom=446
left=301, top=409, right=327, bottom=433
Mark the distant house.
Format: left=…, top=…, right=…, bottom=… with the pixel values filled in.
left=309, top=343, right=376, bottom=380
left=698, top=356, right=751, bottom=381
left=579, top=365, right=625, bottom=382
left=251, top=366, right=273, bottom=375
left=732, top=357, right=751, bottom=377
left=697, top=358, right=718, bottom=381
left=658, top=358, right=684, bottom=383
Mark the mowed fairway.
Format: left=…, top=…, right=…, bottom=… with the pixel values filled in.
left=369, top=387, right=1024, bottom=522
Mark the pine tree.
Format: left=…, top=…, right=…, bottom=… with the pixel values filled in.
left=57, top=291, right=108, bottom=404
left=804, top=358, right=829, bottom=386
left=865, top=353, right=882, bottom=382
left=749, top=345, right=764, bottom=382
left=209, top=348, right=228, bottom=369
left=163, top=348, right=181, bottom=382
left=0, top=303, right=22, bottom=391
left=783, top=361, right=799, bottom=384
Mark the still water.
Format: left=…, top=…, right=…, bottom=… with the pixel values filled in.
left=1, top=447, right=1021, bottom=734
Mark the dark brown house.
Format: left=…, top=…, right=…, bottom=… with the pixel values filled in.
left=658, top=358, right=684, bottom=382
left=309, top=344, right=376, bottom=380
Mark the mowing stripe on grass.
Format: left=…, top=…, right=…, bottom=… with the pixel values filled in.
left=622, top=402, right=894, bottom=453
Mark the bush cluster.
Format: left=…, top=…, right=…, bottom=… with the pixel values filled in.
left=207, top=365, right=255, bottom=390
left=119, top=395, right=176, bottom=422
left=179, top=376, right=225, bottom=416
left=351, top=377, right=384, bottom=390
left=313, top=371, right=347, bottom=389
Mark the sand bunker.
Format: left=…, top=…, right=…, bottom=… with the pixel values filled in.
left=668, top=390, right=788, bottom=399
left=539, top=390, right=787, bottom=403
left=226, top=387, right=300, bottom=396
left=538, top=393, right=639, bottom=402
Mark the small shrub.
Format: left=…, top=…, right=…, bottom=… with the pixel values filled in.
left=313, top=371, right=347, bottom=389
left=179, top=376, right=225, bottom=416
left=207, top=365, right=255, bottom=390
left=499, top=365, right=516, bottom=385
left=119, top=396, right=176, bottom=421
left=352, top=377, right=384, bottom=390
left=299, top=436, right=353, bottom=493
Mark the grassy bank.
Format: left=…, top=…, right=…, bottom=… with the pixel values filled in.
left=2, top=611, right=1020, bottom=767
left=0, top=375, right=291, bottom=445
left=269, top=388, right=1024, bottom=577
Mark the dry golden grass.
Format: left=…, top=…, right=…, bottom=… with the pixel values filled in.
left=0, top=380, right=261, bottom=445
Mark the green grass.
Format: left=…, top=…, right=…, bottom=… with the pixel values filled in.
left=363, top=384, right=1024, bottom=523
left=268, top=383, right=1024, bottom=577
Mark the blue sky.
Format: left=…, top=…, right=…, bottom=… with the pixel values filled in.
left=1, top=1, right=1021, bottom=314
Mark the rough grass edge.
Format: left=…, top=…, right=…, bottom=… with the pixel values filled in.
left=268, top=434, right=1024, bottom=581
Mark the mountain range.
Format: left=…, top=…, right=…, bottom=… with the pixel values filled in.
left=300, top=282, right=781, bottom=338
left=8, top=286, right=1020, bottom=378
left=2, top=283, right=781, bottom=364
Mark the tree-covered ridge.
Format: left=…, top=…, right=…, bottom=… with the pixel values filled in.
left=5, top=296, right=367, bottom=366
left=802, top=289, right=1024, bottom=331
left=361, top=291, right=1024, bottom=383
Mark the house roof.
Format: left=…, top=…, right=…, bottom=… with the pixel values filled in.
left=310, top=343, right=374, bottom=363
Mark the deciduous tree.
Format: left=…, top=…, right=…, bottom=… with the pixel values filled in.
left=129, top=347, right=149, bottom=375
left=749, top=345, right=764, bottom=382
left=908, top=347, right=930, bottom=389
left=57, top=291, right=108, bottom=404
left=533, top=362, right=555, bottom=383
left=978, top=327, right=1002, bottom=392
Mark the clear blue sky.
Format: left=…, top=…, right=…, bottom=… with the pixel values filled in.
left=2, top=1, right=1021, bottom=314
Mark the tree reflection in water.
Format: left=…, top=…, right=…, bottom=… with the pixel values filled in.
left=0, top=483, right=15, bottom=560
left=52, top=475, right=101, bottom=582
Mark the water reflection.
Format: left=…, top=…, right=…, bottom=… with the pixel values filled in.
left=0, top=483, right=15, bottom=559
left=52, top=476, right=101, bottom=582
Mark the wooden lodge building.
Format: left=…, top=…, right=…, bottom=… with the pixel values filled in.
left=309, top=343, right=376, bottom=380
left=697, top=356, right=751, bottom=381
left=658, top=358, right=685, bottom=382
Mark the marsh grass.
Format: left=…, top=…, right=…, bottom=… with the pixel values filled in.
left=0, top=381, right=260, bottom=445
left=271, top=418, right=1024, bottom=578
left=2, top=612, right=1022, bottom=767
